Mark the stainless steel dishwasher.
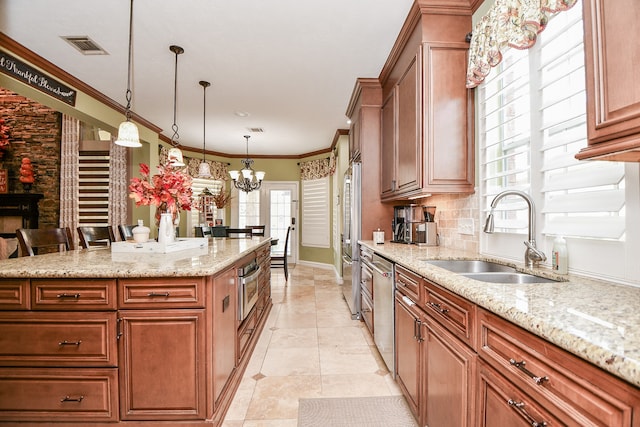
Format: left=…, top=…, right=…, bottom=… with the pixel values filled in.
left=371, top=253, right=394, bottom=375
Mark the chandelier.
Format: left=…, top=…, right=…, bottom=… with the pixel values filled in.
left=114, top=0, right=141, bottom=147
left=229, top=135, right=265, bottom=193
left=167, top=45, right=185, bottom=167
left=198, top=80, right=212, bottom=178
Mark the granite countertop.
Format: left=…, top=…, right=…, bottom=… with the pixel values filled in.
left=360, top=240, right=640, bottom=388
left=0, top=237, right=271, bottom=279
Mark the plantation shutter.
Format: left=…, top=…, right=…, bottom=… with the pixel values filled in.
left=301, top=177, right=330, bottom=248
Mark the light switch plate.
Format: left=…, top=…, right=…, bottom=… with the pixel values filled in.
left=458, top=218, right=474, bottom=235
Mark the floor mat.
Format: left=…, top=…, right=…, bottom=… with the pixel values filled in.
left=297, top=396, right=418, bottom=427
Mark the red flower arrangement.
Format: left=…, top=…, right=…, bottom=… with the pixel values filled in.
left=129, top=163, right=193, bottom=219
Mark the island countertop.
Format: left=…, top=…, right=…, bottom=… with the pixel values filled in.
left=360, top=240, right=640, bottom=389
left=0, top=237, right=271, bottom=279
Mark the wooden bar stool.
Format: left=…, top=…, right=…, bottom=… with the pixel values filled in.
left=16, top=227, right=74, bottom=256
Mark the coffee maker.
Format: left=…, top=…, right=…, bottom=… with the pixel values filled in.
left=392, top=205, right=438, bottom=246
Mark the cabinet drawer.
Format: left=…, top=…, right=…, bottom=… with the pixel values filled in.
left=422, top=279, right=476, bottom=349
left=0, top=367, right=118, bottom=422
left=238, top=309, right=256, bottom=362
left=478, top=309, right=638, bottom=427
left=0, top=279, right=29, bottom=310
left=31, top=278, right=117, bottom=310
left=118, top=277, right=205, bottom=308
left=0, top=311, right=117, bottom=366
left=361, top=289, right=373, bottom=334
left=395, top=264, right=421, bottom=302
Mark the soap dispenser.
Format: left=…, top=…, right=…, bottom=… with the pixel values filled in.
left=132, top=219, right=150, bottom=243
left=552, top=236, right=568, bottom=274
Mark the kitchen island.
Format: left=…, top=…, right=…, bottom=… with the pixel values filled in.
left=361, top=240, right=640, bottom=426
left=0, top=237, right=272, bottom=426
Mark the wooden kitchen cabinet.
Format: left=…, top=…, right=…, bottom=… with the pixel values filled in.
left=576, top=0, right=640, bottom=161
left=118, top=309, right=206, bottom=420
left=394, top=290, right=422, bottom=421
left=379, top=3, right=474, bottom=200
left=422, top=316, right=476, bottom=427
left=212, top=267, right=237, bottom=405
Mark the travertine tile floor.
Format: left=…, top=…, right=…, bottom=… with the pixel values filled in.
left=222, top=264, right=402, bottom=426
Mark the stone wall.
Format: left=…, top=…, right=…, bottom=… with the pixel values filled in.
left=0, top=88, right=62, bottom=228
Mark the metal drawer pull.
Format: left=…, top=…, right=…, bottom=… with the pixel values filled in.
left=57, top=293, right=80, bottom=299
left=509, top=359, right=549, bottom=385
left=427, top=302, right=449, bottom=314
left=147, top=292, right=170, bottom=297
left=402, top=295, right=416, bottom=307
left=61, top=395, right=84, bottom=403
left=507, top=399, right=547, bottom=426
left=58, top=340, right=82, bottom=346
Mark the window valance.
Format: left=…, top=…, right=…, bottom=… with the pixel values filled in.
left=159, top=146, right=229, bottom=181
left=299, top=152, right=336, bottom=181
left=466, top=0, right=577, bottom=88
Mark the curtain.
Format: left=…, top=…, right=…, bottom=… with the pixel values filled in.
left=159, top=146, right=229, bottom=181
left=299, top=152, right=336, bottom=180
left=466, top=0, right=578, bottom=88
left=109, top=142, right=128, bottom=227
left=59, top=114, right=79, bottom=233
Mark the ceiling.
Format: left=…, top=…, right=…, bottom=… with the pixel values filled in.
left=0, top=0, right=414, bottom=156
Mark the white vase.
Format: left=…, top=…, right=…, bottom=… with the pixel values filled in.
left=157, top=212, right=175, bottom=244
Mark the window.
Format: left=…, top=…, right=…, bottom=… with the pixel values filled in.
left=479, top=2, right=637, bottom=283
left=189, top=178, right=224, bottom=231
left=301, top=177, right=330, bottom=248
left=237, top=190, right=260, bottom=229
left=78, top=150, right=110, bottom=226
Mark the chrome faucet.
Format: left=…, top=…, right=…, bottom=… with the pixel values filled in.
left=483, top=190, right=546, bottom=268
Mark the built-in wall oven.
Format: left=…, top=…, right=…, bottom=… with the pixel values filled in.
left=238, top=258, right=260, bottom=321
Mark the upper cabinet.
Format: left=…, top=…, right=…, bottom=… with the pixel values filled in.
left=576, top=0, right=640, bottom=161
left=380, top=2, right=475, bottom=200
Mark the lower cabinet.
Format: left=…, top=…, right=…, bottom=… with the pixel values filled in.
left=394, top=290, right=422, bottom=420
left=422, top=316, right=476, bottom=427
left=118, top=309, right=206, bottom=420
left=212, top=268, right=237, bottom=405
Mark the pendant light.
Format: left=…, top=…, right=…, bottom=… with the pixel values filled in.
left=114, top=0, right=141, bottom=147
left=167, top=44, right=185, bottom=167
left=198, top=80, right=212, bottom=178
left=229, top=135, right=265, bottom=192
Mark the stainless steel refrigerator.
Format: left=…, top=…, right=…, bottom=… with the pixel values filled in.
left=341, top=162, right=361, bottom=319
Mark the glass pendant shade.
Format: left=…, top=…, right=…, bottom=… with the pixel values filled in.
left=115, top=120, right=141, bottom=147
left=241, top=168, right=253, bottom=179
left=198, top=161, right=212, bottom=178
left=255, top=171, right=266, bottom=181
left=229, top=170, right=240, bottom=180
left=167, top=146, right=185, bottom=167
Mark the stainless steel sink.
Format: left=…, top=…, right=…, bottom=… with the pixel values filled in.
left=461, top=272, right=559, bottom=284
left=424, top=260, right=515, bottom=273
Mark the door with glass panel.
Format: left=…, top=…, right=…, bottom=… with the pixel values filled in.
left=261, top=182, right=298, bottom=265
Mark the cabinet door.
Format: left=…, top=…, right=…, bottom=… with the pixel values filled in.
left=423, top=43, right=474, bottom=192
left=119, top=309, right=206, bottom=420
left=394, top=292, right=421, bottom=420
left=350, top=109, right=362, bottom=162
left=213, top=267, right=237, bottom=404
left=381, top=90, right=397, bottom=197
left=578, top=0, right=640, bottom=161
left=396, top=52, right=422, bottom=195
left=423, top=317, right=476, bottom=427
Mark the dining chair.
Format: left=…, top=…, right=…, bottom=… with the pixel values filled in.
left=118, top=224, right=136, bottom=241
left=195, top=226, right=212, bottom=237
left=271, top=226, right=291, bottom=280
left=226, top=228, right=253, bottom=238
left=77, top=226, right=116, bottom=248
left=16, top=227, right=74, bottom=256
left=247, top=225, right=266, bottom=236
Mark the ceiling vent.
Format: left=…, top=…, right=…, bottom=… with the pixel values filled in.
left=248, top=127, right=264, bottom=133
left=62, top=36, right=108, bottom=55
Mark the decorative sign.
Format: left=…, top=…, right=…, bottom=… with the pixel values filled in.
left=0, top=50, right=76, bottom=105
left=0, top=170, right=7, bottom=194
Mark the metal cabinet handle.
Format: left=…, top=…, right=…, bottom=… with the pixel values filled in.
left=427, top=301, right=449, bottom=315
left=507, top=399, right=547, bottom=426
left=57, top=293, right=80, bottom=299
left=61, top=395, right=84, bottom=403
left=509, top=359, right=549, bottom=385
left=58, top=340, right=82, bottom=346
left=147, top=292, right=170, bottom=297
left=402, top=295, right=415, bottom=307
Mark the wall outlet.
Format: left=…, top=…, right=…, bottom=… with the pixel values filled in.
left=458, top=218, right=474, bottom=235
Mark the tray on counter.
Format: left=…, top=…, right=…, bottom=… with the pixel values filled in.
left=111, top=237, right=209, bottom=254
